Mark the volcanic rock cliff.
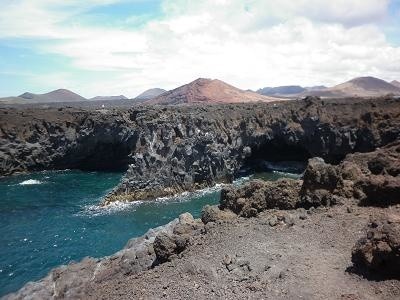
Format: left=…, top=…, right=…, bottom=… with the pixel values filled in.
left=1, top=97, right=400, bottom=204
left=5, top=141, right=400, bottom=299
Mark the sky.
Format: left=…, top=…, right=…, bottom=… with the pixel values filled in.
left=0, top=0, right=400, bottom=98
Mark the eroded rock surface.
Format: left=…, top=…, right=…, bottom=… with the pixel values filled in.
left=218, top=139, right=400, bottom=222
left=1, top=98, right=400, bottom=203
left=220, top=179, right=303, bottom=217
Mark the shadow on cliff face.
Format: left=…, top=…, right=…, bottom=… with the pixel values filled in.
left=55, top=136, right=137, bottom=172
left=243, top=139, right=311, bottom=174
left=76, top=142, right=132, bottom=171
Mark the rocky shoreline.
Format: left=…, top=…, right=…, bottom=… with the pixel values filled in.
left=1, top=97, right=400, bottom=299
left=4, top=140, right=400, bottom=299
left=1, top=97, right=400, bottom=205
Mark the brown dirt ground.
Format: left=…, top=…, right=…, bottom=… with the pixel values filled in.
left=86, top=203, right=400, bottom=300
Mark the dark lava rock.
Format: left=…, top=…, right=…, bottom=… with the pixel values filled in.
left=345, top=142, right=400, bottom=206
left=1, top=98, right=400, bottom=204
left=299, top=157, right=342, bottom=208
left=220, top=179, right=302, bottom=217
left=351, top=215, right=400, bottom=278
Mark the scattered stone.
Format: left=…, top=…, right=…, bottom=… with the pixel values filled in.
left=268, top=215, right=278, bottom=227
left=307, top=207, right=316, bottom=215
left=284, top=214, right=295, bottom=226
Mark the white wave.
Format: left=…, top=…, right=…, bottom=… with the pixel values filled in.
left=77, top=200, right=143, bottom=217
left=151, top=177, right=251, bottom=204
left=19, top=179, right=43, bottom=185
left=155, top=185, right=222, bottom=204
left=272, top=170, right=302, bottom=178
left=82, top=175, right=252, bottom=215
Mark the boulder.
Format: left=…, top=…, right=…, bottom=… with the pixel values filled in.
left=220, top=179, right=302, bottom=217
left=351, top=215, right=400, bottom=278
left=153, top=232, right=189, bottom=263
left=173, top=212, right=204, bottom=235
left=154, top=213, right=203, bottom=263
left=201, top=205, right=237, bottom=224
left=299, top=157, right=342, bottom=208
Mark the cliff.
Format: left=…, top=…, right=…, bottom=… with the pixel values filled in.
left=1, top=97, right=399, bottom=204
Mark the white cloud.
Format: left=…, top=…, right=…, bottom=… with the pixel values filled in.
left=0, top=0, right=399, bottom=97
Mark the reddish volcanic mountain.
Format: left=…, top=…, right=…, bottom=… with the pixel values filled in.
left=303, top=76, right=400, bottom=98
left=145, top=78, right=280, bottom=105
left=330, top=76, right=400, bottom=96
left=391, top=80, right=400, bottom=88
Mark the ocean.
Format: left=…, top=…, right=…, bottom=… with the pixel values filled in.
left=0, top=168, right=301, bottom=296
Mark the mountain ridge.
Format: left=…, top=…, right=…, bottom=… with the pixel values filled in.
left=134, top=88, right=166, bottom=101
left=145, top=78, right=280, bottom=105
left=0, top=89, right=86, bottom=104
left=391, top=80, right=400, bottom=88
left=90, top=95, right=128, bottom=101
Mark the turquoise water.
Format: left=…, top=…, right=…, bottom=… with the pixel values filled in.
left=0, top=169, right=301, bottom=296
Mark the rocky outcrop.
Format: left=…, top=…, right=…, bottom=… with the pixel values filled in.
left=201, top=205, right=237, bottom=224
left=6, top=140, right=400, bottom=298
left=220, top=179, right=303, bottom=217
left=219, top=140, right=400, bottom=218
left=1, top=97, right=400, bottom=204
left=154, top=213, right=204, bottom=263
left=299, top=157, right=343, bottom=207
left=352, top=215, right=400, bottom=278
left=306, top=142, right=400, bottom=207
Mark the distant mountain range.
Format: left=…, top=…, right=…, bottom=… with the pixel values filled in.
left=134, top=88, right=166, bottom=102
left=144, top=78, right=279, bottom=105
left=89, top=95, right=128, bottom=101
left=1, top=76, right=399, bottom=105
left=321, top=76, right=400, bottom=97
left=391, top=80, right=400, bottom=88
left=257, top=77, right=400, bottom=98
left=0, top=89, right=86, bottom=104
left=257, top=85, right=307, bottom=96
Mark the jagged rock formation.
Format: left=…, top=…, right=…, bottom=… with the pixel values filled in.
left=220, top=141, right=400, bottom=217
left=1, top=97, right=400, bottom=204
left=6, top=139, right=400, bottom=299
left=220, top=179, right=303, bottom=217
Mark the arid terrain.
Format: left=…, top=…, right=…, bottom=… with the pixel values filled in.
left=86, top=204, right=400, bottom=300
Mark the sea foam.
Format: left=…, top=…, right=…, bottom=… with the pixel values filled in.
left=77, top=200, right=143, bottom=217
left=19, top=179, right=43, bottom=185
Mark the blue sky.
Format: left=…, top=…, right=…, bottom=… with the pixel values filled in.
left=0, top=0, right=399, bottom=98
